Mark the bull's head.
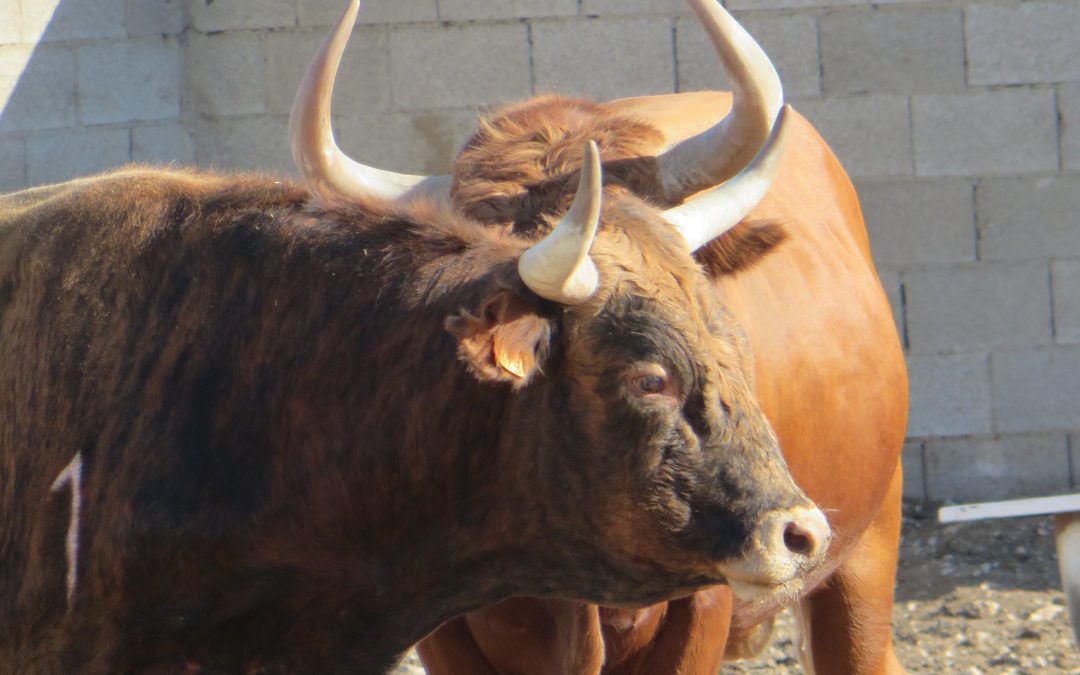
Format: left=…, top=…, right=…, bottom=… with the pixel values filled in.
left=290, top=0, right=829, bottom=603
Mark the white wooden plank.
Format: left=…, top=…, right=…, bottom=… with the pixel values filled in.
left=938, top=493, right=1080, bottom=523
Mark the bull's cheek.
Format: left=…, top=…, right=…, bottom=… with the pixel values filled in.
left=644, top=484, right=693, bottom=533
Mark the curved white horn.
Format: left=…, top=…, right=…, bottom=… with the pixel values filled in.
left=289, top=0, right=448, bottom=201
left=662, top=105, right=790, bottom=252
left=655, top=0, right=783, bottom=205
left=518, top=142, right=603, bottom=305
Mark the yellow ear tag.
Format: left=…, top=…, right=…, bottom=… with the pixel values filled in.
left=496, top=351, right=528, bottom=379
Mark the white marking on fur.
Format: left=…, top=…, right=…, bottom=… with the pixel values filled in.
left=50, top=452, right=84, bottom=608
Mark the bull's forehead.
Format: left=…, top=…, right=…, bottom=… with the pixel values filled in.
left=575, top=198, right=727, bottom=352
left=591, top=199, right=706, bottom=299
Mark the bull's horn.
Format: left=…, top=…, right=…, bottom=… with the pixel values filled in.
left=290, top=0, right=449, bottom=201
left=655, top=0, right=783, bottom=205
left=518, top=142, right=603, bottom=305
left=662, top=105, right=790, bottom=252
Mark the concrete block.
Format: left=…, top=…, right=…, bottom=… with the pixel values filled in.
left=0, top=137, right=26, bottom=192
left=993, top=347, right=1080, bottom=434
left=906, top=353, right=992, bottom=438
left=1062, top=83, right=1080, bottom=172
left=0, top=2, right=19, bottom=44
left=1053, top=261, right=1080, bottom=345
left=267, top=27, right=390, bottom=116
left=78, top=37, right=180, bottom=125
left=677, top=13, right=819, bottom=99
left=904, top=263, right=1051, bottom=354
left=582, top=0, right=689, bottom=15
left=132, top=123, right=194, bottom=165
left=926, top=434, right=1070, bottom=503
left=857, top=178, right=975, bottom=266
left=0, top=44, right=77, bottom=132
left=335, top=109, right=481, bottom=175
left=299, top=0, right=438, bottom=26
left=27, top=127, right=131, bottom=187
left=125, top=0, right=185, bottom=37
left=912, top=88, right=1058, bottom=177
left=0, top=43, right=31, bottom=116
left=1072, top=435, right=1080, bottom=489
left=902, top=441, right=926, bottom=502
left=792, top=95, right=911, bottom=178
left=186, top=31, right=266, bottom=118
left=967, top=2, right=1080, bottom=87
left=390, top=22, right=530, bottom=110
left=439, top=0, right=577, bottom=21
left=533, top=17, right=675, bottom=102
left=186, top=0, right=295, bottom=32
left=820, top=7, right=963, bottom=94
left=727, top=0, right=862, bottom=9
left=22, top=0, right=125, bottom=42
left=190, top=115, right=293, bottom=175
left=977, top=175, right=1080, bottom=262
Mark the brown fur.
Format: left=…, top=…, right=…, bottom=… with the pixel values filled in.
left=0, top=148, right=812, bottom=673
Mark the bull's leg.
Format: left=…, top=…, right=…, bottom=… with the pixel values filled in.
left=415, top=615, right=501, bottom=675
left=604, top=588, right=733, bottom=675
left=417, top=598, right=605, bottom=675
left=799, top=464, right=906, bottom=675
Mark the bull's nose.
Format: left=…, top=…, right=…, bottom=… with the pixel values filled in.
left=758, top=506, right=830, bottom=567
left=779, top=507, right=830, bottom=560
left=718, top=505, right=831, bottom=601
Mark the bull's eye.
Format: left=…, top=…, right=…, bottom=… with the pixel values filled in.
left=636, top=375, right=666, bottom=394
left=627, top=365, right=676, bottom=401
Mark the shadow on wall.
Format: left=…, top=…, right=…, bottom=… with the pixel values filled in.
left=1, top=0, right=187, bottom=193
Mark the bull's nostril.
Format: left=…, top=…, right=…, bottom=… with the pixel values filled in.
left=783, top=522, right=816, bottom=556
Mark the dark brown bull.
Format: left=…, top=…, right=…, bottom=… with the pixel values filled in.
left=0, top=1, right=829, bottom=672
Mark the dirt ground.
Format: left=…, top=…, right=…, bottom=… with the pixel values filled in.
left=396, top=500, right=1080, bottom=674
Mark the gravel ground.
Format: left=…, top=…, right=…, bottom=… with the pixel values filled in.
left=395, top=500, right=1080, bottom=674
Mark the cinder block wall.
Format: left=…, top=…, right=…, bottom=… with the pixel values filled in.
left=2, top=0, right=1078, bottom=505
left=0, top=0, right=186, bottom=190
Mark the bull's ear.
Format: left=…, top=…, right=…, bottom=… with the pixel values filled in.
left=445, top=290, right=553, bottom=388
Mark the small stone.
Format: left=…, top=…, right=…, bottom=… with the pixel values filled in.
left=1029, top=604, right=1065, bottom=622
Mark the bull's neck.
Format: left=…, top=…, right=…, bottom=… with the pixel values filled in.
left=242, top=215, right=549, bottom=668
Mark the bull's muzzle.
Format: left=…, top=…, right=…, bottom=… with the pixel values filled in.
left=721, top=505, right=831, bottom=602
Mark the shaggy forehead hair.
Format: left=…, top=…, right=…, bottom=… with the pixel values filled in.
left=448, top=95, right=787, bottom=277
left=450, top=96, right=666, bottom=231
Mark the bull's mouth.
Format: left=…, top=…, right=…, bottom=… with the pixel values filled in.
left=723, top=574, right=806, bottom=604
